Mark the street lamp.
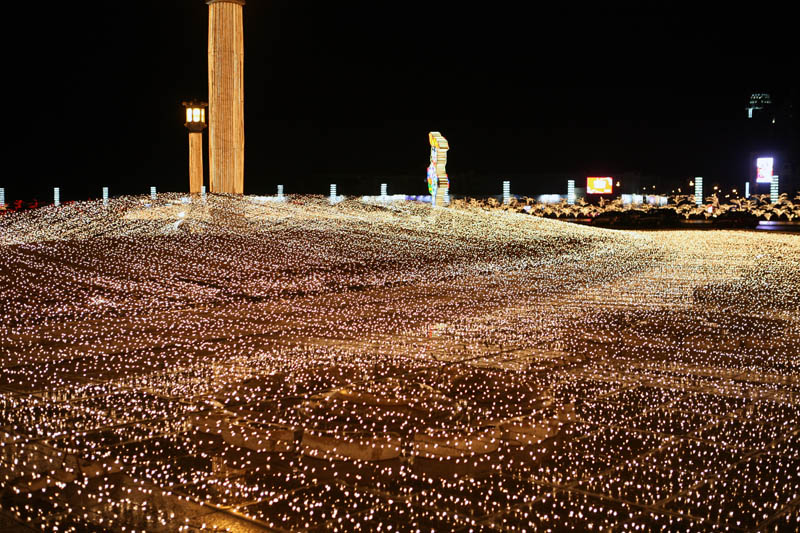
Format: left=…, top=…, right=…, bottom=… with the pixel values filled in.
left=182, top=101, right=208, bottom=194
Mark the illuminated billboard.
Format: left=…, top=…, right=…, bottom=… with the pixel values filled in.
left=587, top=177, right=613, bottom=194
left=756, top=157, right=774, bottom=184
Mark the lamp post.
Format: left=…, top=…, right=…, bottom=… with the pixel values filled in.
left=183, top=101, right=208, bottom=195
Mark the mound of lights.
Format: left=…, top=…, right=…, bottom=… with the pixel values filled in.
left=0, top=193, right=799, bottom=532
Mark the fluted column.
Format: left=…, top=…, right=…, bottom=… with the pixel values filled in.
left=207, top=0, right=245, bottom=194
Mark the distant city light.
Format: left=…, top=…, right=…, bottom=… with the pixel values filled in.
left=771, top=175, right=780, bottom=204
left=747, top=92, right=771, bottom=118
left=694, top=177, right=703, bottom=206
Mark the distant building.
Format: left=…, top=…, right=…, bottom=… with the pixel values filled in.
left=744, top=92, right=797, bottom=195
left=747, top=93, right=773, bottom=119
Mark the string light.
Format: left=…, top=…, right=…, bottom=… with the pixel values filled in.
left=0, top=193, right=798, bottom=531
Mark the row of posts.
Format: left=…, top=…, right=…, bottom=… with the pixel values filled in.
left=0, top=178, right=782, bottom=210
left=0, top=186, right=208, bottom=208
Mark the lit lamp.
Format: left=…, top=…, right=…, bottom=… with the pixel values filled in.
left=182, top=101, right=208, bottom=194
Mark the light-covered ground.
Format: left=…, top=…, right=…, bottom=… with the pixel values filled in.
left=1, top=195, right=799, bottom=532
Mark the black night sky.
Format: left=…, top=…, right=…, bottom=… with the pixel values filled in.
left=4, top=2, right=798, bottom=202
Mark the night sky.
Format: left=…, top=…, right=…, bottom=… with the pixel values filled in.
left=4, top=2, right=797, bottom=202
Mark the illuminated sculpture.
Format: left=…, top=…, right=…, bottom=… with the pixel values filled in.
left=426, top=132, right=450, bottom=207
left=208, top=0, right=245, bottom=194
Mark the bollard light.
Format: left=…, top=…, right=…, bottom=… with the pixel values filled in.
left=567, top=180, right=575, bottom=205
left=330, top=184, right=337, bottom=204
left=0, top=188, right=5, bottom=208
left=277, top=185, right=284, bottom=201
left=151, top=187, right=157, bottom=201
left=54, top=187, right=60, bottom=207
left=503, top=181, right=511, bottom=205
left=102, top=187, right=109, bottom=207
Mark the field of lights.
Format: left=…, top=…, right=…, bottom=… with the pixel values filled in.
left=1, top=194, right=799, bottom=532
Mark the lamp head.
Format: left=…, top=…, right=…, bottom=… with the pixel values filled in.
left=182, top=101, right=208, bottom=132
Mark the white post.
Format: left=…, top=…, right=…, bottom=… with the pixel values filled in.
left=330, top=184, right=337, bottom=204
left=380, top=183, right=387, bottom=202
left=567, top=180, right=575, bottom=205
left=54, top=187, right=60, bottom=207
left=0, top=188, right=4, bottom=207
left=150, top=186, right=157, bottom=201
left=102, top=187, right=109, bottom=206
left=745, top=181, right=750, bottom=198
left=201, top=185, right=207, bottom=201
left=502, top=180, right=511, bottom=205
left=277, top=184, right=284, bottom=201
left=694, top=177, right=703, bottom=206
left=770, top=175, right=780, bottom=204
